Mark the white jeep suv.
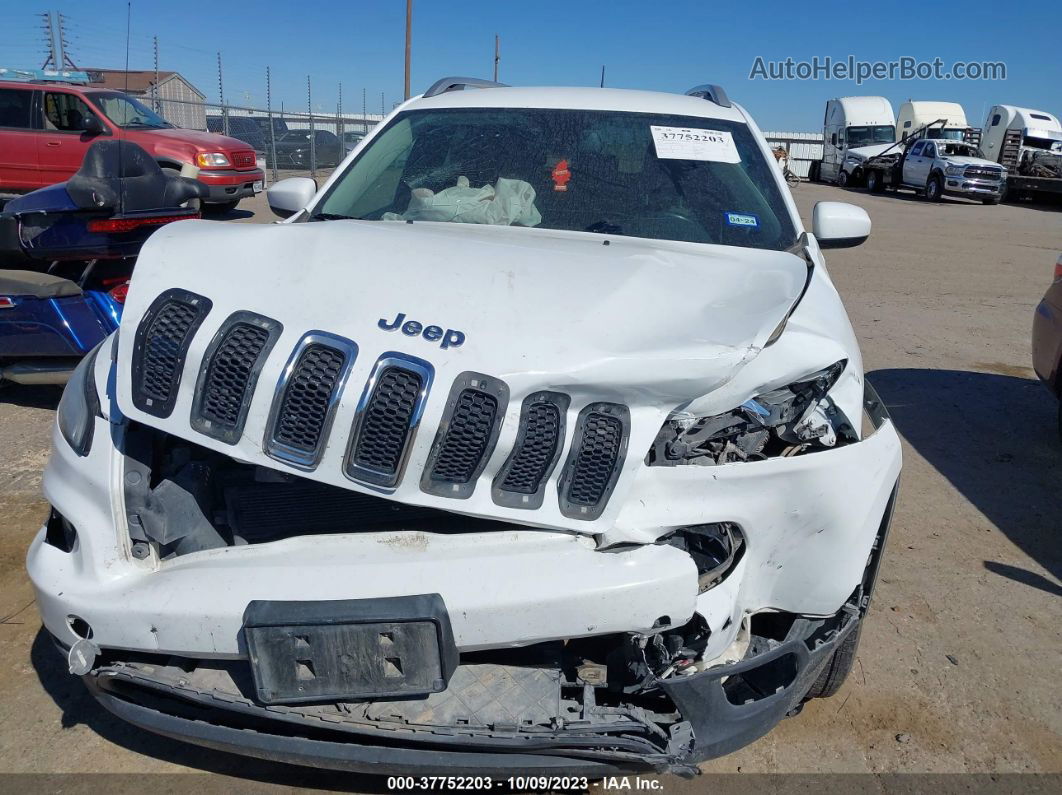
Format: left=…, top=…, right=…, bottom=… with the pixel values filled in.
left=28, top=77, right=901, bottom=776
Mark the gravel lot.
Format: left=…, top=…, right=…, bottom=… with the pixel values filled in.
left=0, top=182, right=1059, bottom=786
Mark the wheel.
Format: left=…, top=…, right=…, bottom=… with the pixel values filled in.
left=925, top=174, right=943, bottom=202
left=203, top=200, right=239, bottom=215
left=866, top=170, right=884, bottom=193
left=982, top=197, right=1001, bottom=205
left=837, top=169, right=849, bottom=188
left=785, top=170, right=800, bottom=188
left=161, top=167, right=201, bottom=212
left=806, top=620, right=863, bottom=699
left=808, top=161, right=821, bottom=183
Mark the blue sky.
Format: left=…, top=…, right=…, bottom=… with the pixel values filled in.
left=4, top=0, right=1059, bottom=130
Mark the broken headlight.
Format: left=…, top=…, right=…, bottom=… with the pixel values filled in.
left=57, top=341, right=103, bottom=457
left=646, top=361, right=850, bottom=466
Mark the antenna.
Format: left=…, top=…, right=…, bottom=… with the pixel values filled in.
left=120, top=1, right=132, bottom=214
left=404, top=0, right=412, bottom=100
left=600, top=65, right=605, bottom=88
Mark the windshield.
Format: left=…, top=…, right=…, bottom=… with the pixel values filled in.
left=315, top=108, right=797, bottom=250
left=847, top=125, right=895, bottom=147
left=87, top=92, right=171, bottom=129
left=940, top=142, right=983, bottom=158
left=926, top=128, right=965, bottom=140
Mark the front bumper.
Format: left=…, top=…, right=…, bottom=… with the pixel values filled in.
left=196, top=168, right=263, bottom=203
left=943, top=175, right=1004, bottom=198
left=28, top=382, right=901, bottom=771
left=70, top=583, right=873, bottom=775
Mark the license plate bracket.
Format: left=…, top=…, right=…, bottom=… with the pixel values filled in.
left=243, top=594, right=458, bottom=705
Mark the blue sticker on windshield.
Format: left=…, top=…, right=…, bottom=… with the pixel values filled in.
left=725, top=212, right=759, bottom=228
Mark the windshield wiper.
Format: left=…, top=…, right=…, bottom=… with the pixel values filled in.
left=308, top=212, right=352, bottom=222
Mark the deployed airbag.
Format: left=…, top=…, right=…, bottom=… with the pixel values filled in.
left=384, top=176, right=542, bottom=227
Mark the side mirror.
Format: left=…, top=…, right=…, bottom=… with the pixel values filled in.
left=266, top=177, right=317, bottom=219
left=81, top=114, right=103, bottom=135
left=813, top=201, right=871, bottom=248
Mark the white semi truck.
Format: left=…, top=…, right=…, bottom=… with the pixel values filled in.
left=811, top=96, right=896, bottom=186
left=981, top=105, right=1062, bottom=201
left=896, top=101, right=970, bottom=141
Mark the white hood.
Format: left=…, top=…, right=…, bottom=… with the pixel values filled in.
left=939, top=155, right=1001, bottom=168
left=846, top=142, right=898, bottom=161
left=115, top=219, right=807, bottom=531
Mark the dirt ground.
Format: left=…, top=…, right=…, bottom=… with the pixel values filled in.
left=0, top=182, right=1060, bottom=788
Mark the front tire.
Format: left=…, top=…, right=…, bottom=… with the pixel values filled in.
left=806, top=621, right=863, bottom=699
left=866, top=170, right=884, bottom=193
left=925, top=174, right=943, bottom=202
left=837, top=169, right=849, bottom=188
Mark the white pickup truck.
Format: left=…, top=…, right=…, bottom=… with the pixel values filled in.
left=860, top=131, right=1005, bottom=203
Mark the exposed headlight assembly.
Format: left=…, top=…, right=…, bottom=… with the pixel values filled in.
left=945, top=165, right=966, bottom=176
left=57, top=342, right=103, bottom=456
left=647, top=361, right=851, bottom=466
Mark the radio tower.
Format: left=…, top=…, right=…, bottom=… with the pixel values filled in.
left=40, top=11, right=78, bottom=70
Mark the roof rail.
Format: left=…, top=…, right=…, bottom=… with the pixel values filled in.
left=0, top=67, right=90, bottom=85
left=423, top=76, right=508, bottom=98
left=685, top=84, right=732, bottom=109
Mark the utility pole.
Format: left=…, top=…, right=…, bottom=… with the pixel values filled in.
left=363, top=87, right=367, bottom=134
left=493, top=34, right=500, bottom=82
left=308, top=75, right=316, bottom=176
left=404, top=0, right=413, bottom=100
left=381, top=91, right=385, bottom=116
left=152, top=36, right=159, bottom=112
left=266, top=66, right=277, bottom=183
left=217, top=51, right=227, bottom=135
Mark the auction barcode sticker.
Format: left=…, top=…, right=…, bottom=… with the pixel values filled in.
left=650, top=126, right=741, bottom=163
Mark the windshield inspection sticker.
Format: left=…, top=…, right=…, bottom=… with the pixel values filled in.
left=650, top=126, right=741, bottom=163
left=725, top=212, right=759, bottom=228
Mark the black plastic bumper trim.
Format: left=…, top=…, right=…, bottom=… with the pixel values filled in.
left=84, top=677, right=633, bottom=777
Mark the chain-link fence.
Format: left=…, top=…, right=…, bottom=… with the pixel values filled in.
left=149, top=95, right=384, bottom=183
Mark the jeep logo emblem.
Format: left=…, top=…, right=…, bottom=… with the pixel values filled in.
left=378, top=312, right=465, bottom=350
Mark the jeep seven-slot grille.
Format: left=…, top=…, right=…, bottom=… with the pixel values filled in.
left=422, top=373, right=509, bottom=499
left=194, top=318, right=271, bottom=437
left=431, top=389, right=499, bottom=482
left=501, top=403, right=561, bottom=493
left=131, top=289, right=211, bottom=417
left=349, top=367, right=423, bottom=480
left=559, top=403, right=629, bottom=520
left=567, top=413, right=623, bottom=505
left=268, top=342, right=348, bottom=463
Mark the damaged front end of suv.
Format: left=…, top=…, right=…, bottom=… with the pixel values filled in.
left=27, top=83, right=901, bottom=776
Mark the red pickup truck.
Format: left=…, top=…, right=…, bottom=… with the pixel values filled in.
left=0, top=80, right=263, bottom=213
